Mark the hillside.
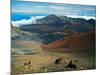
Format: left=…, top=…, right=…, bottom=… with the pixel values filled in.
left=41, top=30, right=95, bottom=51
left=11, top=25, right=36, bottom=41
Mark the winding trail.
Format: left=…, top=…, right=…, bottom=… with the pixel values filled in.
left=12, top=40, right=57, bottom=65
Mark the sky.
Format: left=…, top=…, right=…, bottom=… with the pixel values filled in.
left=12, top=0, right=96, bottom=17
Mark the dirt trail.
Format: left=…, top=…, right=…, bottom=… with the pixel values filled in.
left=12, top=40, right=58, bottom=65
left=16, top=40, right=43, bottom=52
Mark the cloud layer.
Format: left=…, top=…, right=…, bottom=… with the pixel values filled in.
left=12, top=15, right=95, bottom=27
left=12, top=16, right=45, bottom=26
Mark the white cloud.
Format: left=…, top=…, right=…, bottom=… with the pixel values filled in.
left=37, top=6, right=46, bottom=8
left=12, top=16, right=45, bottom=27
left=67, top=15, right=96, bottom=20
left=12, top=10, right=33, bottom=13
left=48, top=6, right=65, bottom=10
left=12, top=18, right=33, bottom=27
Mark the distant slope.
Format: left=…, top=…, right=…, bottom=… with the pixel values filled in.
left=41, top=30, right=95, bottom=51
left=19, top=14, right=96, bottom=33
left=11, top=25, right=35, bottom=40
